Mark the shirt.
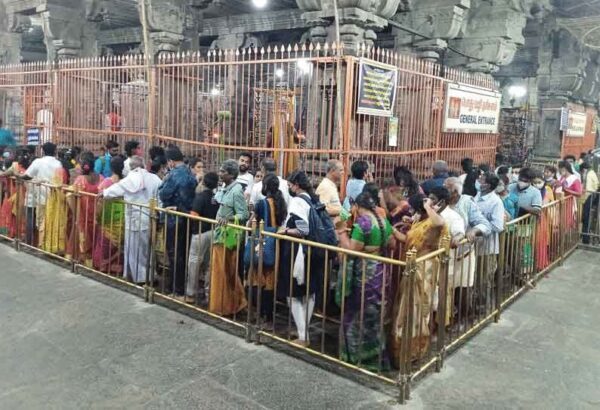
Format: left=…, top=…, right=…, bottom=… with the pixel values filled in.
left=158, top=164, right=197, bottom=213
left=236, top=172, right=254, bottom=194
left=584, top=170, right=599, bottom=194
left=103, top=168, right=162, bottom=231
left=441, top=207, right=466, bottom=240
left=343, top=178, right=366, bottom=210
left=316, top=177, right=342, bottom=216
left=249, top=176, right=291, bottom=207
left=24, top=155, right=63, bottom=207
left=123, top=157, right=132, bottom=176
left=452, top=195, right=492, bottom=236
left=191, top=189, right=219, bottom=233
left=94, top=154, right=113, bottom=178
left=421, top=173, right=449, bottom=195
left=474, top=191, right=505, bottom=255
left=0, top=128, right=16, bottom=147
left=509, top=184, right=542, bottom=217
left=215, top=181, right=249, bottom=223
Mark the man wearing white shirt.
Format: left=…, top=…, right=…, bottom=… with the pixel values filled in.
left=429, top=186, right=466, bottom=327
left=249, top=158, right=290, bottom=207
left=123, top=140, right=143, bottom=176
left=236, top=152, right=254, bottom=196
left=99, top=156, right=162, bottom=284
left=19, top=142, right=62, bottom=246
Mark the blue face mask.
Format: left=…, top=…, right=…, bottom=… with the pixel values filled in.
left=475, top=181, right=481, bottom=192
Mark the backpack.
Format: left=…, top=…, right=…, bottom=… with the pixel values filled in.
left=300, top=196, right=338, bottom=258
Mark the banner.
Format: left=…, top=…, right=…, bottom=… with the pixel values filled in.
left=356, top=59, right=398, bottom=117
left=565, top=110, right=586, bottom=137
left=443, top=83, right=501, bottom=134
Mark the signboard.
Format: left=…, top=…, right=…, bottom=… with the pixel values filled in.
left=356, top=59, right=398, bottom=117
left=443, top=83, right=501, bottom=134
left=26, top=128, right=40, bottom=146
left=565, top=110, right=586, bottom=137
left=388, top=116, right=398, bottom=147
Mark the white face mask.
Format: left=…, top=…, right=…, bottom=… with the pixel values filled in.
left=534, top=182, right=544, bottom=189
left=518, top=181, right=530, bottom=190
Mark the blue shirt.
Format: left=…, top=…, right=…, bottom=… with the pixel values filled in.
left=502, top=192, right=519, bottom=220
left=509, top=183, right=542, bottom=217
left=94, top=154, right=112, bottom=178
left=343, top=178, right=366, bottom=211
left=453, top=195, right=492, bottom=236
left=158, top=164, right=197, bottom=213
left=474, top=191, right=505, bottom=255
left=0, top=128, right=16, bottom=147
left=421, top=173, right=449, bottom=195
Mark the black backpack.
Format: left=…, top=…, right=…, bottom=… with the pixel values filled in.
left=300, top=196, right=338, bottom=258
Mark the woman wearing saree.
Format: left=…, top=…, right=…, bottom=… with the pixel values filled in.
left=336, top=192, right=393, bottom=371
left=66, top=154, right=103, bottom=267
left=209, top=159, right=249, bottom=316
left=92, top=157, right=125, bottom=275
left=389, top=193, right=447, bottom=367
left=0, top=151, right=30, bottom=238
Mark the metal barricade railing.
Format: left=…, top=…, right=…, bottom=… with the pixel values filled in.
left=581, top=191, right=600, bottom=250
left=0, top=180, right=590, bottom=405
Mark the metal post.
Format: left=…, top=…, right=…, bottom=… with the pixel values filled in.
left=398, top=247, right=417, bottom=404
left=71, top=185, right=80, bottom=274
left=14, top=178, right=21, bottom=251
left=145, top=198, right=158, bottom=303
left=245, top=218, right=257, bottom=343
left=558, top=193, right=566, bottom=266
left=495, top=230, right=506, bottom=323
left=436, top=234, right=451, bottom=372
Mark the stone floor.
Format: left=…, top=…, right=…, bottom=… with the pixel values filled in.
left=1, top=243, right=599, bottom=409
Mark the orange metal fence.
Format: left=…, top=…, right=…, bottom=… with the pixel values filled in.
left=0, top=44, right=498, bottom=180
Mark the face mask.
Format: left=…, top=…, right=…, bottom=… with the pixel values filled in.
left=495, top=183, right=505, bottom=194
left=288, top=188, right=296, bottom=198
left=534, top=182, right=544, bottom=189
left=517, top=181, right=530, bottom=190
left=511, top=174, right=519, bottom=184
left=475, top=181, right=481, bottom=192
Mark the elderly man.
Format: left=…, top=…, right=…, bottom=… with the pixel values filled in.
left=474, top=173, right=505, bottom=312
left=248, top=158, right=290, bottom=208
left=100, top=156, right=162, bottom=284
left=316, top=159, right=344, bottom=217
left=422, top=160, right=450, bottom=195
left=444, top=177, right=493, bottom=318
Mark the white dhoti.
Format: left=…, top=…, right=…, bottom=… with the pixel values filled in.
left=451, top=249, right=476, bottom=288
left=124, top=228, right=150, bottom=284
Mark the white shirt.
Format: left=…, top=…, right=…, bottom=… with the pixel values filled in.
left=236, top=172, right=254, bottom=194
left=441, top=207, right=466, bottom=240
left=24, top=155, right=63, bottom=206
left=123, top=157, right=132, bottom=176
left=249, top=176, right=291, bottom=207
left=103, top=168, right=162, bottom=231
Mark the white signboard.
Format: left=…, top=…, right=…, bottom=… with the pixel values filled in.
left=443, top=83, right=501, bottom=134
left=566, top=111, right=586, bottom=138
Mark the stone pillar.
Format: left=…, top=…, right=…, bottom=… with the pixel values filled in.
left=445, top=0, right=549, bottom=74
left=535, top=26, right=589, bottom=159
left=296, top=0, right=402, bottom=53
left=38, top=1, right=100, bottom=60
left=392, top=0, right=470, bottom=62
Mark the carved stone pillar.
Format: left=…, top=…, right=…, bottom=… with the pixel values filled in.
left=38, top=1, right=100, bottom=60
left=446, top=0, right=549, bottom=74
left=392, top=0, right=470, bottom=62
left=535, top=26, right=588, bottom=158
left=296, top=0, right=402, bottom=52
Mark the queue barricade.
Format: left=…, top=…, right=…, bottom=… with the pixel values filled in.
left=580, top=191, right=600, bottom=250
left=0, top=183, right=592, bottom=405
left=248, top=222, right=416, bottom=402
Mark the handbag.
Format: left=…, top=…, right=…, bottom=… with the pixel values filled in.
left=244, top=199, right=277, bottom=268
left=223, top=216, right=242, bottom=250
